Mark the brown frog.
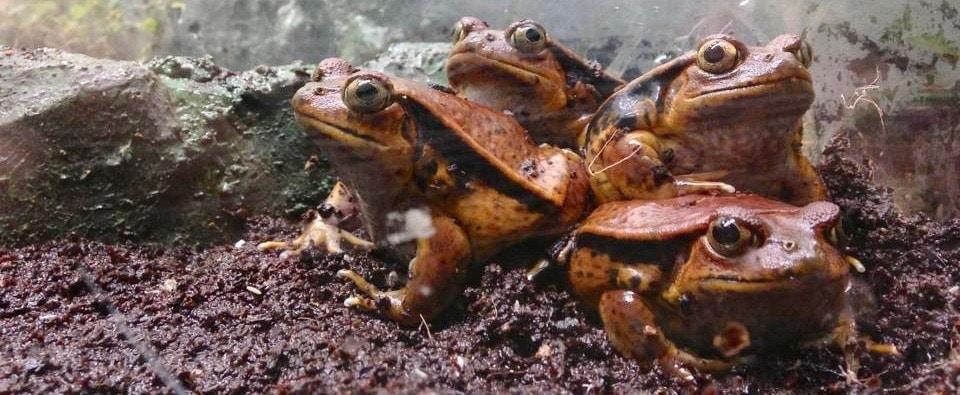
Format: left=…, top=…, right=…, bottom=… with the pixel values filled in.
left=263, top=58, right=589, bottom=326
left=446, top=17, right=624, bottom=148
left=582, top=34, right=826, bottom=206
left=567, top=194, right=855, bottom=375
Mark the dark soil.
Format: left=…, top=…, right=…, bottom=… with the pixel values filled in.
left=1, top=131, right=958, bottom=393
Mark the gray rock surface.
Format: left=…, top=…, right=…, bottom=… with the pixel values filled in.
left=362, top=42, right=451, bottom=85
left=0, top=47, right=333, bottom=246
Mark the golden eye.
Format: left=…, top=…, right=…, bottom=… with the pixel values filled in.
left=509, top=22, right=547, bottom=53
left=450, top=20, right=467, bottom=44
left=343, top=76, right=392, bottom=113
left=707, top=216, right=754, bottom=256
left=696, top=39, right=739, bottom=74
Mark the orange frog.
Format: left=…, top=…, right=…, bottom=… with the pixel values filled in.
left=582, top=34, right=826, bottom=205
left=263, top=58, right=588, bottom=325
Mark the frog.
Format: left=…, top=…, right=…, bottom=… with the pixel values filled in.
left=446, top=16, right=625, bottom=148
left=581, top=33, right=827, bottom=206
left=263, top=58, right=589, bottom=326
left=566, top=194, right=856, bottom=376
left=258, top=58, right=401, bottom=257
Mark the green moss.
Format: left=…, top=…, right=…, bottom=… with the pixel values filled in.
left=914, top=30, right=960, bottom=57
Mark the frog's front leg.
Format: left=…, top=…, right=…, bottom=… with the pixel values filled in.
left=592, top=131, right=734, bottom=201
left=337, top=214, right=471, bottom=326
left=599, top=290, right=731, bottom=379
left=568, top=245, right=664, bottom=308
left=258, top=181, right=373, bottom=257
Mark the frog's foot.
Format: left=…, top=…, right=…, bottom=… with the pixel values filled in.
left=599, top=290, right=731, bottom=381
left=337, top=215, right=472, bottom=327
left=829, top=316, right=901, bottom=356
left=337, top=269, right=409, bottom=322
left=258, top=215, right=373, bottom=258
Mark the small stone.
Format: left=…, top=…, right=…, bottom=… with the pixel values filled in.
left=161, top=279, right=178, bottom=292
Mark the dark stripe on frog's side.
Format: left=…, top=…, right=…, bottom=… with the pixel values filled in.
left=584, top=53, right=695, bottom=149
left=404, top=101, right=557, bottom=213
left=575, top=233, right=692, bottom=272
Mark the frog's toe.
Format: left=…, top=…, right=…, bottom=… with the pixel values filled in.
left=256, top=240, right=290, bottom=252
left=343, top=295, right=378, bottom=311
left=866, top=340, right=900, bottom=356
left=256, top=237, right=312, bottom=259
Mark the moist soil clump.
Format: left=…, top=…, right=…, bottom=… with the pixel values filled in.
left=1, top=131, right=959, bottom=393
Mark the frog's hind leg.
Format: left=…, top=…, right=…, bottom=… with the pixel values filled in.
left=599, top=290, right=731, bottom=380
left=258, top=181, right=373, bottom=257
left=338, top=215, right=471, bottom=326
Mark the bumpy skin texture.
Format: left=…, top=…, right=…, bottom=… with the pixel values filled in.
left=582, top=34, right=827, bottom=206
left=446, top=17, right=624, bottom=148
left=273, top=58, right=589, bottom=326
left=568, top=194, right=849, bottom=373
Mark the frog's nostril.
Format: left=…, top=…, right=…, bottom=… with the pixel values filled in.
left=485, top=33, right=495, bottom=42
left=782, top=240, right=797, bottom=251
left=764, top=53, right=775, bottom=62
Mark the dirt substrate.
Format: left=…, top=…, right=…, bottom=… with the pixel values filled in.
left=2, top=132, right=959, bottom=393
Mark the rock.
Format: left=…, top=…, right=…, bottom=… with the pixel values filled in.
left=363, top=42, right=451, bottom=85
left=0, top=47, right=334, bottom=246
left=0, top=47, right=181, bottom=244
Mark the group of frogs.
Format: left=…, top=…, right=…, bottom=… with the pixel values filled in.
left=259, top=17, right=876, bottom=377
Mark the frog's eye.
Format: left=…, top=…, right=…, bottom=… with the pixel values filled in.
left=696, top=39, right=739, bottom=74
left=509, top=22, right=547, bottom=53
left=451, top=21, right=468, bottom=44
left=343, top=76, right=393, bottom=113
left=707, top=216, right=754, bottom=256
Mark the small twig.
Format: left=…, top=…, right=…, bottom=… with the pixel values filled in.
left=587, top=131, right=644, bottom=177
left=840, top=65, right=887, bottom=133
left=418, top=314, right=434, bottom=341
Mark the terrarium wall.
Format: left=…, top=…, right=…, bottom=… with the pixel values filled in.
left=2, top=0, right=958, bottom=227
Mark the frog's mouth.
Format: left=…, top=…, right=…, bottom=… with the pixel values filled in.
left=294, top=113, right=391, bottom=150
left=695, top=272, right=843, bottom=293
left=690, top=74, right=814, bottom=101
left=447, top=52, right=555, bottom=88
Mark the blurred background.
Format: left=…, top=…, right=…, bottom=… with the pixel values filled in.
left=1, top=0, right=958, bottom=220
